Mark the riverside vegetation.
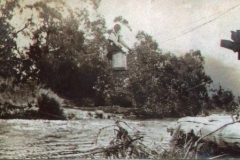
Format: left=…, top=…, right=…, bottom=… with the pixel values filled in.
left=0, top=0, right=238, bottom=119
left=0, top=0, right=239, bottom=159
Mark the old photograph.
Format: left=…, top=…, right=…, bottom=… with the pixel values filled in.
left=1, top=0, right=240, bottom=159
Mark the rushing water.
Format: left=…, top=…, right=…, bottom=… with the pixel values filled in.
left=0, top=119, right=176, bottom=159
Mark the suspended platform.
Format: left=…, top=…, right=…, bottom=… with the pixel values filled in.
left=112, top=51, right=127, bottom=71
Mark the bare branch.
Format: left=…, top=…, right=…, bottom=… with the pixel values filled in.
left=13, top=14, right=33, bottom=37
left=194, top=120, right=240, bottom=148
left=95, top=125, right=116, bottom=145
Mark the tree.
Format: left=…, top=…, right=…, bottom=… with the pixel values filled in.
left=0, top=1, right=31, bottom=80
left=23, top=0, right=113, bottom=105
left=128, top=31, right=212, bottom=117
left=171, top=51, right=212, bottom=116
left=210, top=85, right=237, bottom=112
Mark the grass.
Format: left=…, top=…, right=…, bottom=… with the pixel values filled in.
left=0, top=77, right=67, bottom=120
left=0, top=78, right=40, bottom=119
left=0, top=79, right=37, bottom=107
left=37, top=89, right=65, bottom=120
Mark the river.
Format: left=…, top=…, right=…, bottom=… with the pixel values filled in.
left=0, top=118, right=176, bottom=159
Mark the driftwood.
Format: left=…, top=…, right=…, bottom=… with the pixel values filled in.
left=169, top=114, right=240, bottom=158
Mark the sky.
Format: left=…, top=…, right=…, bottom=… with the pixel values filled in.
left=97, top=0, right=240, bottom=96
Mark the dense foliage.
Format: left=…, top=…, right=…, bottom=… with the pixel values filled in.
left=0, top=0, right=238, bottom=119
left=126, top=32, right=213, bottom=117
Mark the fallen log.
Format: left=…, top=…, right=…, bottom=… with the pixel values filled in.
left=169, top=114, right=240, bottom=158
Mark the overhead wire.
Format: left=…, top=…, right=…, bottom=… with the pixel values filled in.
left=153, top=1, right=220, bottom=37
left=158, top=2, right=240, bottom=44
left=131, top=2, right=240, bottom=51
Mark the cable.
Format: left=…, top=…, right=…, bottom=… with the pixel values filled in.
left=154, top=1, right=220, bottom=37
left=131, top=3, right=240, bottom=50
left=158, top=2, right=240, bottom=44
left=185, top=80, right=212, bottom=92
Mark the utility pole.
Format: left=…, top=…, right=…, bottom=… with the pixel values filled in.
left=220, top=30, right=240, bottom=60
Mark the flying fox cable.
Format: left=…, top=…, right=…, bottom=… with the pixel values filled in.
left=129, top=2, right=240, bottom=51
left=158, top=2, right=240, bottom=44
left=153, top=1, right=220, bottom=37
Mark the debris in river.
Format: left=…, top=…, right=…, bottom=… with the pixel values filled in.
left=168, top=114, right=240, bottom=159
left=81, top=120, right=161, bottom=159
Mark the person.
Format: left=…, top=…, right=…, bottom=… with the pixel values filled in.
left=107, top=24, right=131, bottom=60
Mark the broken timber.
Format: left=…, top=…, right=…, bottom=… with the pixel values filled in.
left=170, top=114, right=240, bottom=153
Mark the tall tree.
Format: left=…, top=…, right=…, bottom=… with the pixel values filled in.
left=0, top=0, right=30, bottom=79
left=23, top=0, right=112, bottom=105
left=128, top=31, right=212, bottom=117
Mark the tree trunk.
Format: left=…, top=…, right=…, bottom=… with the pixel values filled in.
left=171, top=114, right=240, bottom=151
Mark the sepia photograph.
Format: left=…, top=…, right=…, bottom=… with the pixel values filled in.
left=1, top=0, right=240, bottom=159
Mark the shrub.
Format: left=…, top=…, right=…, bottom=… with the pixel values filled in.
left=0, top=78, right=42, bottom=119
left=0, top=78, right=38, bottom=107
left=37, top=89, right=65, bottom=120
left=81, top=97, right=95, bottom=107
left=111, top=91, right=132, bottom=107
left=0, top=103, right=24, bottom=119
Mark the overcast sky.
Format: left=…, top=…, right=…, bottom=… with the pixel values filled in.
left=97, top=0, right=240, bottom=96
